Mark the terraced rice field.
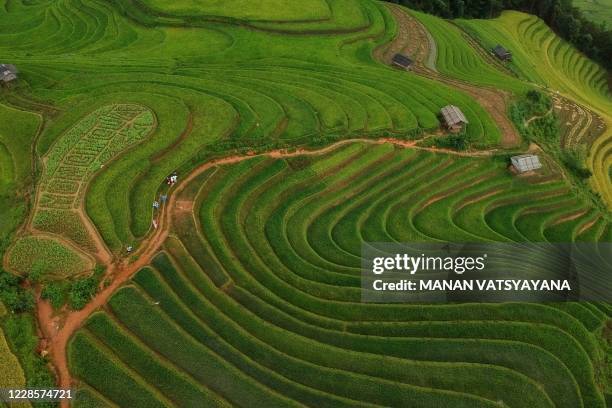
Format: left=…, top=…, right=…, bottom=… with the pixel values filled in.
left=0, top=0, right=506, bottom=256
left=383, top=7, right=519, bottom=147
left=139, top=0, right=332, bottom=21
left=456, top=12, right=612, bottom=207
left=4, top=104, right=156, bottom=279
left=0, top=103, right=41, bottom=249
left=67, top=142, right=611, bottom=407
left=573, top=0, right=612, bottom=26
left=410, top=11, right=528, bottom=95
left=35, top=104, right=154, bottom=250
left=0, top=0, right=610, bottom=406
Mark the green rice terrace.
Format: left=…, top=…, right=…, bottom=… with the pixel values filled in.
left=0, top=0, right=610, bottom=407
left=573, top=0, right=612, bottom=26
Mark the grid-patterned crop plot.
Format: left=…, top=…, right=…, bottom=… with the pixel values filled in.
left=40, top=104, right=155, bottom=211
left=32, top=104, right=155, bottom=251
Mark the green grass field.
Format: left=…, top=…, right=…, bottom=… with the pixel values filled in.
left=68, top=143, right=611, bottom=407
left=6, top=236, right=94, bottom=280
left=139, top=0, right=332, bottom=21
left=0, top=103, right=41, bottom=252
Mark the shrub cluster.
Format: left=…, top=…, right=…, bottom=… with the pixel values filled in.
left=561, top=146, right=592, bottom=180
left=0, top=269, right=34, bottom=313
left=510, top=90, right=558, bottom=143
left=42, top=265, right=106, bottom=311
left=432, top=132, right=473, bottom=150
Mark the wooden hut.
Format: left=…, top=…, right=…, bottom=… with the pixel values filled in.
left=440, top=105, right=468, bottom=133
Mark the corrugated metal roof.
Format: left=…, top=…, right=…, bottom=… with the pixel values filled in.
left=1, top=72, right=17, bottom=82
left=511, top=154, right=542, bottom=172
left=441, top=105, right=468, bottom=126
left=493, top=45, right=511, bottom=58
left=392, top=54, right=413, bottom=67
left=0, top=64, right=18, bottom=82
left=0, top=64, right=17, bottom=74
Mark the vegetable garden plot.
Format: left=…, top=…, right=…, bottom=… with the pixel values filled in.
left=6, top=235, right=93, bottom=280
left=32, top=104, right=156, bottom=251
left=5, top=104, right=156, bottom=279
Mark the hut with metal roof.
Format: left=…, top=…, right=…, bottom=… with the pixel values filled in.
left=440, top=105, right=468, bottom=133
left=511, top=154, right=542, bottom=173
left=391, top=53, right=414, bottom=71
left=492, top=45, right=512, bottom=61
left=0, top=64, right=18, bottom=86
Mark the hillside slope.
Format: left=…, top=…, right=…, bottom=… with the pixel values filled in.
left=0, top=1, right=609, bottom=406
left=457, top=11, right=612, bottom=207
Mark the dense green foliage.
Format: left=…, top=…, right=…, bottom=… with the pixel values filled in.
left=42, top=265, right=106, bottom=310
left=561, top=146, right=592, bottom=179
left=2, top=315, right=55, bottom=407
left=429, top=132, right=473, bottom=150
left=0, top=269, right=34, bottom=314
left=509, top=90, right=557, bottom=142
left=69, top=265, right=106, bottom=310
left=69, top=144, right=611, bottom=407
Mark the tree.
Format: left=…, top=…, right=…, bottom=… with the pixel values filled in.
left=0, top=270, right=34, bottom=313
left=557, top=13, right=581, bottom=41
